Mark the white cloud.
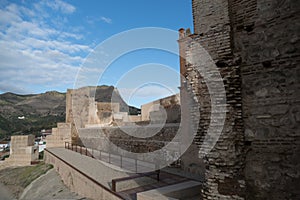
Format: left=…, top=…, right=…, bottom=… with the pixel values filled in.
left=100, top=16, right=112, bottom=24
left=44, top=0, right=76, bottom=14
left=0, top=4, right=22, bottom=25
left=0, top=1, right=92, bottom=94
left=86, top=16, right=113, bottom=25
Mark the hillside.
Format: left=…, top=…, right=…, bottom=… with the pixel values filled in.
left=0, top=91, right=66, bottom=140
left=0, top=86, right=140, bottom=140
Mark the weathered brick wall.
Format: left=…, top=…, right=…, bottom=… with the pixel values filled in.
left=186, top=0, right=246, bottom=199
left=182, top=37, right=245, bottom=199
left=192, top=0, right=232, bottom=61
left=229, top=0, right=300, bottom=199
left=191, top=0, right=300, bottom=199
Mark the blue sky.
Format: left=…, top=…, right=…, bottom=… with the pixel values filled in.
left=0, top=0, right=193, bottom=107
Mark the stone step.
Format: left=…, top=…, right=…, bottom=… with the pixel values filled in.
left=136, top=180, right=202, bottom=200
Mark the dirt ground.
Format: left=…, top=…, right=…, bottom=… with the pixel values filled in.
left=0, top=163, right=53, bottom=198
left=20, top=168, right=89, bottom=200
left=0, top=181, right=15, bottom=200
left=0, top=163, right=89, bottom=200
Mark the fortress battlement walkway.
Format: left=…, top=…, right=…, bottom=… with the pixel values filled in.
left=45, top=147, right=201, bottom=200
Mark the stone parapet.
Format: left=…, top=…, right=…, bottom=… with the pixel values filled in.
left=46, top=123, right=71, bottom=148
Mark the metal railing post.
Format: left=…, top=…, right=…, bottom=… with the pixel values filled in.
left=156, top=170, right=160, bottom=181
left=112, top=180, right=116, bottom=192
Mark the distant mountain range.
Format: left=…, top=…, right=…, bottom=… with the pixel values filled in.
left=0, top=86, right=140, bottom=140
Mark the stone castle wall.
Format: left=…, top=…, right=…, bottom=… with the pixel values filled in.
left=179, top=1, right=246, bottom=199
left=78, top=124, right=204, bottom=176
left=189, top=0, right=300, bottom=199
left=230, top=0, right=300, bottom=199
left=141, top=94, right=181, bottom=123
left=6, top=135, right=39, bottom=166
left=47, top=123, right=72, bottom=148
left=66, top=88, right=91, bottom=144
left=192, top=0, right=232, bottom=61
left=47, top=1, right=299, bottom=199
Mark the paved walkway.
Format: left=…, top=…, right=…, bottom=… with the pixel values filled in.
left=86, top=148, right=156, bottom=173
left=48, top=148, right=199, bottom=200
left=48, top=148, right=128, bottom=188
left=47, top=148, right=157, bottom=192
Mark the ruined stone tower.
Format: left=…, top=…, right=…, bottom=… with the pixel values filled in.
left=179, top=0, right=300, bottom=199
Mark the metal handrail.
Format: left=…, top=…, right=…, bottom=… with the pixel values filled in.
left=65, top=142, right=94, bottom=158
left=64, top=141, right=161, bottom=192
left=64, top=142, right=157, bottom=174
